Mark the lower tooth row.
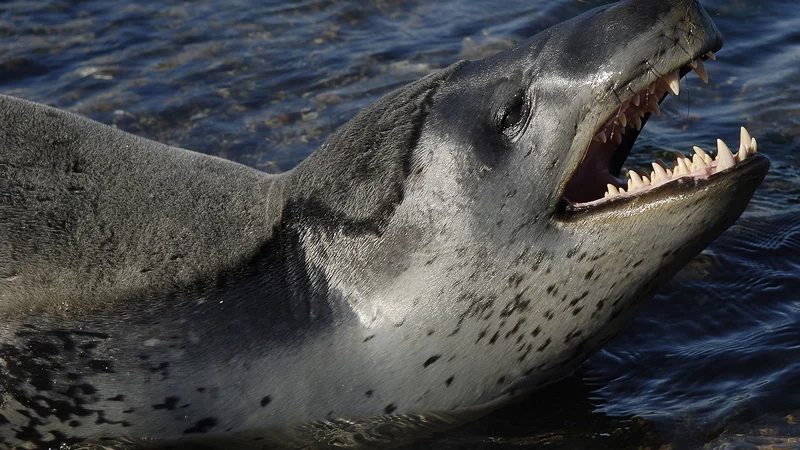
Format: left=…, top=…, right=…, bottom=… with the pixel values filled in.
left=604, top=126, right=759, bottom=199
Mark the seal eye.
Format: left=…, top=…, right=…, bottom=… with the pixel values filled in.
left=500, top=97, right=528, bottom=133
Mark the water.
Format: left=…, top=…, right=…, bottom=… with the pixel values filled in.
left=1, top=0, right=798, bottom=448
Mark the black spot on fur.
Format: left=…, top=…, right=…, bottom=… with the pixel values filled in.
left=537, top=338, right=552, bottom=352
left=488, top=331, right=499, bottom=344
left=507, top=273, right=523, bottom=288
left=499, top=293, right=530, bottom=318
left=87, top=359, right=114, bottom=373
left=107, top=394, right=125, bottom=402
left=260, top=396, right=272, bottom=407
left=596, top=299, right=606, bottom=310
left=590, top=252, right=606, bottom=261
left=518, top=343, right=532, bottom=362
left=564, top=329, right=583, bottom=343
left=365, top=390, right=373, bottom=398
left=585, top=269, right=594, bottom=280
left=95, top=410, right=131, bottom=427
left=569, top=290, right=589, bottom=307
left=423, top=355, right=441, bottom=368
left=384, top=404, right=397, bottom=414
left=504, top=318, right=525, bottom=339
left=149, top=362, right=170, bottom=378
left=445, top=376, right=454, bottom=387
left=531, top=326, right=541, bottom=337
left=184, top=417, right=217, bottom=434
left=363, top=334, right=375, bottom=342
left=566, top=246, right=580, bottom=258
left=153, top=396, right=180, bottom=411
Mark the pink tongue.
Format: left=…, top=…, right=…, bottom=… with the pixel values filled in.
left=563, top=140, right=621, bottom=203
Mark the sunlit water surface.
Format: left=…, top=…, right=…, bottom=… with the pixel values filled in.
left=1, top=0, right=798, bottom=448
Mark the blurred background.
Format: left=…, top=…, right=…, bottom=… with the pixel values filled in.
left=1, top=0, right=798, bottom=448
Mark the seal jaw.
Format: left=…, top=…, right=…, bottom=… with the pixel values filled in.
left=555, top=42, right=772, bottom=221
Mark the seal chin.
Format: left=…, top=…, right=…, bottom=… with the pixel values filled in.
left=558, top=49, right=769, bottom=218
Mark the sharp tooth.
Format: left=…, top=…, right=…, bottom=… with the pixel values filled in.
left=604, top=191, right=610, bottom=198
left=740, top=127, right=752, bottom=152
left=693, top=145, right=709, bottom=159
left=672, top=161, right=682, bottom=176
left=665, top=70, right=680, bottom=95
left=652, top=162, right=668, bottom=181
left=607, top=184, right=619, bottom=195
left=642, top=175, right=651, bottom=185
left=648, top=97, right=661, bottom=116
left=694, top=146, right=713, bottom=165
left=751, top=137, right=757, bottom=153
left=619, top=187, right=626, bottom=194
left=674, top=159, right=688, bottom=176
left=666, top=168, right=674, bottom=178
left=693, top=58, right=708, bottom=83
left=618, top=113, right=627, bottom=127
left=682, top=157, right=693, bottom=173
left=614, top=131, right=623, bottom=144
left=595, top=130, right=607, bottom=143
left=629, top=170, right=643, bottom=189
left=674, top=153, right=692, bottom=174
left=692, top=153, right=709, bottom=170
left=738, top=146, right=749, bottom=162
left=649, top=84, right=656, bottom=95
left=716, top=138, right=735, bottom=171
left=632, top=95, right=640, bottom=106
left=738, top=127, right=752, bottom=161
left=632, top=114, right=642, bottom=131
left=706, top=51, right=716, bottom=60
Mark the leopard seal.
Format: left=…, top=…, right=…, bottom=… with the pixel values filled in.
left=0, top=0, right=769, bottom=448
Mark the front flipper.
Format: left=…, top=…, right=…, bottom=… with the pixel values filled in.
left=0, top=95, right=284, bottom=313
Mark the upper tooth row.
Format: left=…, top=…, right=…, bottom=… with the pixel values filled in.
left=604, top=126, right=758, bottom=198
left=593, top=52, right=715, bottom=143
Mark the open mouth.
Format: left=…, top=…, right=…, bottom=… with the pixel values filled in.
left=561, top=50, right=761, bottom=211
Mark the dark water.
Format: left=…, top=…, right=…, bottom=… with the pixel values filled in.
left=1, top=0, right=798, bottom=448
